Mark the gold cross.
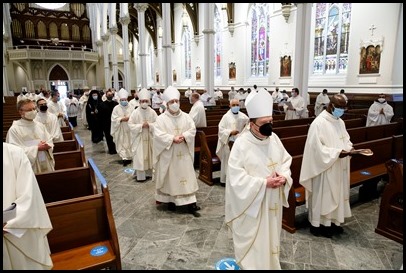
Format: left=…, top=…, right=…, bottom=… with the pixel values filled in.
left=267, top=160, right=278, bottom=172
left=269, top=203, right=278, bottom=216
left=339, top=135, right=346, bottom=142
left=179, top=178, right=187, bottom=185
left=272, top=245, right=280, bottom=255
left=176, top=151, right=183, bottom=159
left=174, top=126, right=181, bottom=134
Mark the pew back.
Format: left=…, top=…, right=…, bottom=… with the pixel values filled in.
left=46, top=184, right=121, bottom=270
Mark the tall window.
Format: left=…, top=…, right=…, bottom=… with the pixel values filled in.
left=313, top=3, right=352, bottom=75
left=182, top=27, right=191, bottom=79
left=214, top=5, right=222, bottom=78
left=249, top=4, right=270, bottom=77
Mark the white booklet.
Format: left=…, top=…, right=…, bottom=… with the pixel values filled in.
left=3, top=203, right=17, bottom=224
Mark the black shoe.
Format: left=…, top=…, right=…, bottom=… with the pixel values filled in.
left=187, top=204, right=201, bottom=217
left=136, top=178, right=147, bottom=183
left=220, top=183, right=226, bottom=187
left=310, top=226, right=322, bottom=237
left=168, top=202, right=176, bottom=211
left=109, top=150, right=117, bottom=155
left=331, top=223, right=344, bottom=234
left=320, top=225, right=333, bottom=238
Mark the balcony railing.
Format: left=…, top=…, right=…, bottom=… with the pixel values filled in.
left=7, top=45, right=98, bottom=62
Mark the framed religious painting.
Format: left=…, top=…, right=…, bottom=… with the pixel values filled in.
left=196, top=66, right=201, bottom=82
left=359, top=44, right=381, bottom=74
left=280, top=55, right=292, bottom=77
left=229, top=62, right=236, bottom=81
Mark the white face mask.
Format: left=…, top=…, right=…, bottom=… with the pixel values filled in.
left=378, top=98, right=386, bottom=103
left=141, top=102, right=148, bottom=109
left=24, top=110, right=37, bottom=120
left=169, top=102, right=179, bottom=112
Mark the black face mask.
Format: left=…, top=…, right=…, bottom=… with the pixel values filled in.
left=107, top=96, right=114, bottom=101
left=68, top=95, right=73, bottom=99
left=39, top=105, right=48, bottom=112
left=255, top=122, right=273, bottom=136
left=135, top=97, right=139, bottom=100
left=22, top=91, right=27, bottom=95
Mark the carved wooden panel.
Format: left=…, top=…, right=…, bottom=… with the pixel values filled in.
left=25, top=20, right=35, bottom=38
left=12, top=19, right=22, bottom=38
left=37, top=21, right=47, bottom=39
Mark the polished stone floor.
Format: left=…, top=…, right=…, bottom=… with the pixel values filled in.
left=74, top=120, right=403, bottom=270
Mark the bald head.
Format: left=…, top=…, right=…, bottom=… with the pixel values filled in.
left=327, top=94, right=347, bottom=113
left=229, top=99, right=239, bottom=107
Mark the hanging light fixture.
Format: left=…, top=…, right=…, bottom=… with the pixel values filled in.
left=281, top=3, right=293, bottom=23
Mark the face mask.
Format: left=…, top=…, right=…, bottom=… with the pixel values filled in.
left=135, top=97, right=139, bottom=100
left=169, top=102, right=179, bottom=112
left=57, top=97, right=61, bottom=102
left=68, top=95, right=73, bottom=99
left=332, top=107, right=345, bottom=119
left=35, top=91, right=40, bottom=95
left=256, top=123, right=273, bottom=136
left=24, top=110, right=37, bottom=120
left=39, top=105, right=48, bottom=112
left=107, top=96, right=113, bottom=101
left=141, top=102, right=148, bottom=109
left=378, top=98, right=386, bottom=103
left=22, top=91, right=27, bottom=95
left=92, top=95, right=98, bottom=100
left=291, top=93, right=296, bottom=97
left=231, top=106, right=240, bottom=114
left=120, top=101, right=128, bottom=107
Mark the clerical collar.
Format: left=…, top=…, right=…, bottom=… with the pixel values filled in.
left=250, top=128, right=268, bottom=141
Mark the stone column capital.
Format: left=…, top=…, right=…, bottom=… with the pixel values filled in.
left=134, top=3, right=149, bottom=13
left=120, top=16, right=131, bottom=26
left=101, top=34, right=110, bottom=42
left=110, top=27, right=118, bottom=35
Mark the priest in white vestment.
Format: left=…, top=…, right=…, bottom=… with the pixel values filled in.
left=153, top=86, right=201, bottom=217
left=215, top=99, right=249, bottom=186
left=366, top=94, right=394, bottom=126
left=128, top=88, right=158, bottom=182
left=188, top=93, right=207, bottom=128
left=3, top=143, right=53, bottom=270
left=271, top=87, right=283, bottom=103
left=314, top=89, right=330, bottom=116
left=34, top=98, right=64, bottom=143
left=78, top=87, right=90, bottom=128
left=299, top=94, right=356, bottom=238
left=111, top=88, right=134, bottom=166
left=47, top=90, right=67, bottom=127
left=225, top=88, right=293, bottom=270
left=6, top=99, right=55, bottom=174
left=283, top=87, right=307, bottom=120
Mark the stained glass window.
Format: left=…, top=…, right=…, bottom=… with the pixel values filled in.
left=313, top=3, right=352, bottom=75
left=182, top=27, right=191, bottom=79
left=249, top=4, right=270, bottom=77
left=214, top=5, right=222, bottom=78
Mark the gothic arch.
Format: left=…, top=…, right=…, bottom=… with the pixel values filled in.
left=48, top=64, right=70, bottom=81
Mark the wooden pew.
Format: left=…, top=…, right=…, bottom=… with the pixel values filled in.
left=375, top=159, right=403, bottom=244
left=273, top=124, right=310, bottom=139
left=197, top=130, right=221, bottom=186
left=46, top=184, right=121, bottom=270
left=194, top=126, right=218, bottom=168
left=36, top=166, right=98, bottom=204
left=62, top=130, right=74, bottom=141
left=280, top=135, right=307, bottom=156
left=53, top=133, right=83, bottom=153
left=282, top=136, right=398, bottom=233
left=54, top=147, right=87, bottom=170
left=392, top=134, right=403, bottom=160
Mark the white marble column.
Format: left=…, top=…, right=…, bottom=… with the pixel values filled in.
left=162, top=3, right=172, bottom=88
left=102, top=34, right=110, bottom=89
left=391, top=4, right=403, bottom=88
left=203, top=3, right=215, bottom=97
left=120, top=16, right=131, bottom=91
left=134, top=3, right=149, bottom=89
left=3, top=34, right=10, bottom=96
left=292, top=3, right=312, bottom=105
